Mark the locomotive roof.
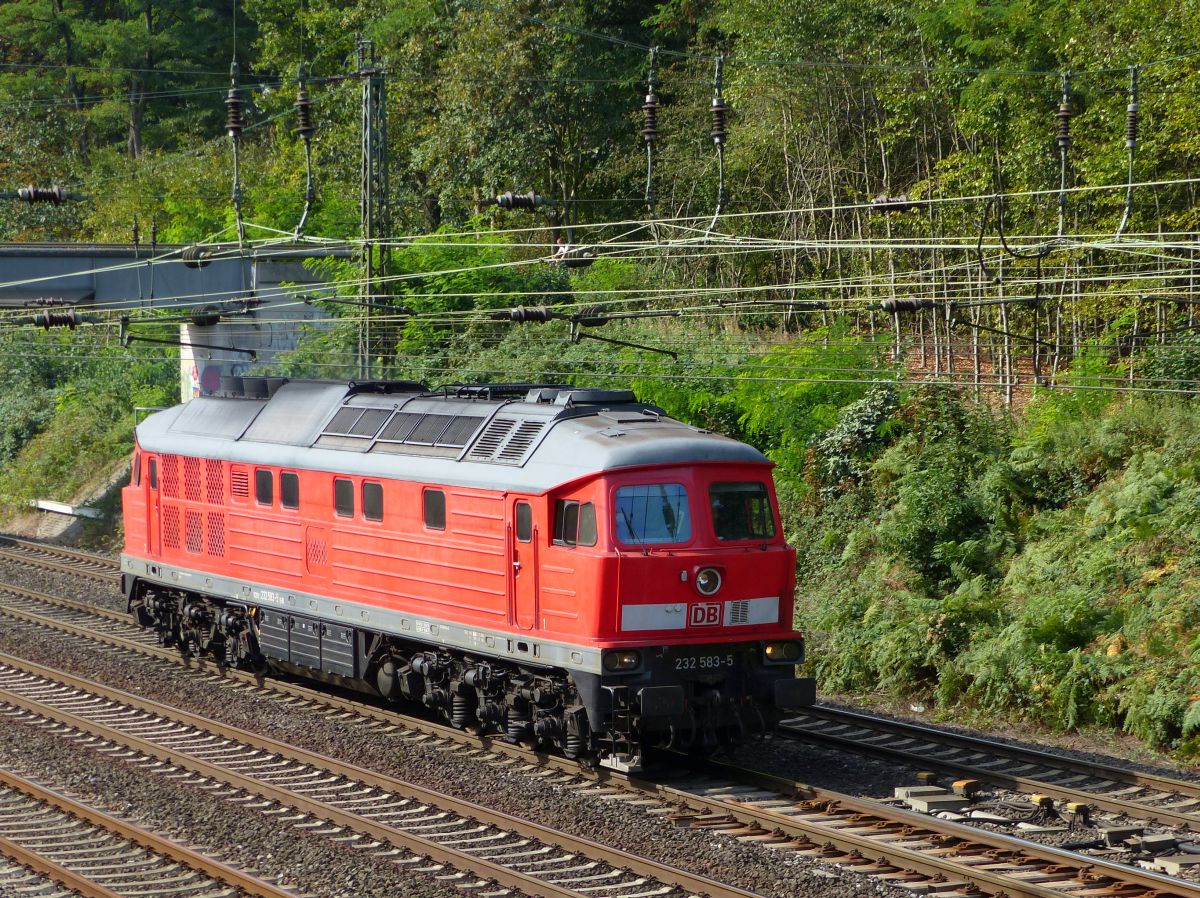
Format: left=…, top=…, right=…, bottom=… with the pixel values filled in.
left=136, top=380, right=768, bottom=493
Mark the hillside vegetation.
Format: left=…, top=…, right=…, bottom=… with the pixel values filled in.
left=4, top=1, right=1200, bottom=754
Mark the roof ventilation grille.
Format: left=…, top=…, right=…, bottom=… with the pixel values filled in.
left=468, top=417, right=518, bottom=460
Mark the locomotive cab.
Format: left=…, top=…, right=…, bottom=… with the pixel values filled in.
left=538, top=462, right=814, bottom=762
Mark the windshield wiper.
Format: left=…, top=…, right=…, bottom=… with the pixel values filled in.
left=620, top=506, right=648, bottom=555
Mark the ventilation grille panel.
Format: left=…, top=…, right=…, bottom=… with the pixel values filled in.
left=377, top=412, right=423, bottom=443
left=163, top=506, right=180, bottom=550
left=467, top=418, right=517, bottom=460
left=407, top=414, right=455, bottom=445
left=205, top=459, right=224, bottom=504
left=438, top=415, right=485, bottom=447
left=206, top=512, right=226, bottom=557
left=185, top=510, right=203, bottom=554
left=183, top=456, right=203, bottom=502
left=497, top=420, right=546, bottom=462
left=350, top=408, right=390, bottom=437
left=161, top=455, right=180, bottom=499
left=230, top=469, right=250, bottom=499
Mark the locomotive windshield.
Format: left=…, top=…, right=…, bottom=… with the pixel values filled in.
left=615, top=483, right=691, bottom=544
left=710, top=482, right=776, bottom=541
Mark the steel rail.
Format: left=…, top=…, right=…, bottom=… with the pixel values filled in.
left=0, top=537, right=119, bottom=584
left=0, top=833, right=125, bottom=898
left=2, top=632, right=1199, bottom=898
left=5, top=576, right=1200, bottom=897
left=0, top=768, right=298, bottom=898
left=0, top=651, right=761, bottom=898
left=783, top=707, right=1200, bottom=829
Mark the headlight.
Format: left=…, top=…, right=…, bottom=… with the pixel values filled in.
left=603, top=650, right=642, bottom=672
left=694, top=567, right=722, bottom=596
left=763, top=641, right=802, bottom=664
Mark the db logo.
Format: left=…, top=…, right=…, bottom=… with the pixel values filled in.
left=689, top=602, right=722, bottom=627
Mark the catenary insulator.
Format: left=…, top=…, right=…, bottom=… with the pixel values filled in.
left=711, top=95, right=729, bottom=146
left=494, top=191, right=546, bottom=210
left=33, top=311, right=81, bottom=330
left=16, top=185, right=65, bottom=204
left=295, top=85, right=315, bottom=140
left=878, top=297, right=935, bottom=313
left=491, top=305, right=555, bottom=323
left=1056, top=101, right=1072, bottom=150
left=641, top=90, right=659, bottom=145
left=226, top=63, right=244, bottom=138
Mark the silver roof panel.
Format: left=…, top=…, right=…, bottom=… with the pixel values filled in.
left=137, top=381, right=768, bottom=493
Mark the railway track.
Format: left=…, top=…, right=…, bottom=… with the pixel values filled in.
left=0, top=537, right=120, bottom=585
left=3, top=581, right=1200, bottom=898
left=782, top=706, right=1200, bottom=831
left=0, top=652, right=760, bottom=898
left=0, top=765, right=300, bottom=898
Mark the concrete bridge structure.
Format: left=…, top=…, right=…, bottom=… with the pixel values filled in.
left=0, top=242, right=348, bottom=401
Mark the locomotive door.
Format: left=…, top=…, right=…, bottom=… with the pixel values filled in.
left=508, top=498, right=538, bottom=630
left=147, top=457, right=160, bottom=556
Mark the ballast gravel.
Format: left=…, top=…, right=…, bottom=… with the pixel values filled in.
left=0, top=716, right=470, bottom=898
left=0, top=590, right=906, bottom=898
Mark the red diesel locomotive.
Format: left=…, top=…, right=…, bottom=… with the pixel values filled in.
left=121, top=379, right=815, bottom=766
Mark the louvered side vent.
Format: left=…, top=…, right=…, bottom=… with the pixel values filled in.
left=161, top=455, right=180, bottom=498
left=185, top=510, right=203, bottom=553
left=183, top=456, right=202, bottom=502
left=497, top=420, right=546, bottom=463
left=163, top=506, right=181, bottom=550
left=205, top=459, right=224, bottom=504
left=728, top=600, right=750, bottom=625
left=230, top=468, right=250, bottom=499
left=206, top=512, right=226, bottom=557
left=467, top=417, right=517, bottom=460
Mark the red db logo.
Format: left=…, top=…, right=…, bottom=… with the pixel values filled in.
left=689, top=602, right=721, bottom=627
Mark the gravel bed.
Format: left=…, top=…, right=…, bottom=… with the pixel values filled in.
left=0, top=620, right=907, bottom=898
left=0, top=715, right=467, bottom=898
left=0, top=556, right=126, bottom=614
left=10, top=543, right=1190, bottom=890
left=814, top=695, right=1200, bottom=782
left=727, top=730, right=925, bottom=798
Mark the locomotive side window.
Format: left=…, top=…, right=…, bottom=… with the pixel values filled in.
left=363, top=481, right=384, bottom=521
left=710, top=481, right=776, bottom=541
left=614, top=484, right=691, bottom=545
left=132, top=452, right=141, bottom=486
left=280, top=472, right=300, bottom=510
left=423, top=489, right=446, bottom=530
left=255, top=469, right=274, bottom=506
left=515, top=501, right=532, bottom=542
left=554, top=500, right=597, bottom=547
left=334, top=478, right=354, bottom=517
left=578, top=502, right=597, bottom=546
left=149, top=459, right=158, bottom=490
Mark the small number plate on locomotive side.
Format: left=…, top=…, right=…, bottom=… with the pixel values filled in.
left=673, top=653, right=735, bottom=670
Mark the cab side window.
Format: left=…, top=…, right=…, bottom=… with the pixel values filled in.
left=554, top=500, right=596, bottom=547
